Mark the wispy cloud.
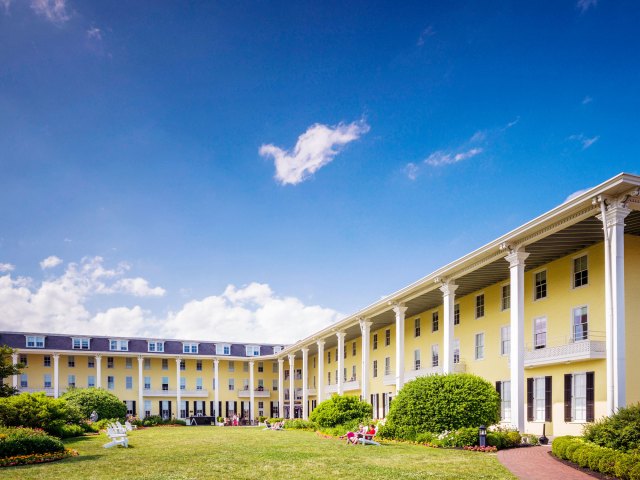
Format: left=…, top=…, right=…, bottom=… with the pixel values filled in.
left=86, top=27, right=102, bottom=40
left=1, top=0, right=11, bottom=14
left=40, top=255, right=63, bottom=269
left=404, top=162, right=419, bottom=180
left=577, top=0, right=597, bottom=13
left=259, top=119, right=370, bottom=186
left=0, top=263, right=15, bottom=273
left=417, top=25, right=435, bottom=46
left=569, top=133, right=600, bottom=150
left=425, top=147, right=483, bottom=167
left=582, top=95, right=593, bottom=105
left=564, top=187, right=593, bottom=203
left=31, top=0, right=70, bottom=24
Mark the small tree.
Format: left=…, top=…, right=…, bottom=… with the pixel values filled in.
left=0, top=392, right=83, bottom=435
left=0, top=345, right=24, bottom=397
left=62, top=387, right=127, bottom=420
left=310, top=394, right=372, bottom=428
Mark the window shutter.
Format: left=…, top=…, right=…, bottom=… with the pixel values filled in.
left=545, top=376, right=552, bottom=422
left=564, top=374, right=572, bottom=422
left=185, top=401, right=189, bottom=418
left=210, top=401, right=214, bottom=418
left=527, top=378, right=534, bottom=422
left=586, top=372, right=595, bottom=422
left=132, top=400, right=136, bottom=416
left=225, top=402, right=229, bottom=418
left=219, top=401, right=222, bottom=419
left=496, top=381, right=502, bottom=400
left=159, top=401, right=162, bottom=417
left=168, top=401, right=172, bottom=419
left=234, top=401, right=237, bottom=416
left=270, top=401, right=274, bottom=418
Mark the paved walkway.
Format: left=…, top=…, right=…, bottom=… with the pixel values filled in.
left=497, top=445, right=598, bottom=480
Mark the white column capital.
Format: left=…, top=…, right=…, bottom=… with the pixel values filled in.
left=316, top=339, right=326, bottom=348
left=53, top=352, right=60, bottom=359
left=278, top=357, right=284, bottom=365
left=214, top=358, right=220, bottom=366
left=301, top=347, right=309, bottom=355
left=287, top=354, right=295, bottom=365
left=249, top=360, right=255, bottom=367
left=175, top=357, right=182, bottom=364
left=335, top=331, right=346, bottom=340
left=439, top=281, right=458, bottom=296
left=358, top=318, right=373, bottom=335
left=505, top=249, right=530, bottom=268
left=137, top=355, right=144, bottom=362
left=391, top=303, right=408, bottom=316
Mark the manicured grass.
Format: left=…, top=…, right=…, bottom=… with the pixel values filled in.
left=3, top=427, right=516, bottom=479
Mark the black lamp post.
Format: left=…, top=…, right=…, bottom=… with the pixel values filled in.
left=479, top=425, right=487, bottom=447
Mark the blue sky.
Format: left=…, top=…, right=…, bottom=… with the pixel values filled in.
left=1, top=0, right=639, bottom=342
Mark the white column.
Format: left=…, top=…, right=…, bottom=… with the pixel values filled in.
left=214, top=359, right=220, bottom=418
left=277, top=358, right=284, bottom=418
left=249, top=361, right=255, bottom=423
left=288, top=354, right=295, bottom=419
left=440, top=282, right=458, bottom=374
left=137, top=356, right=144, bottom=418
left=316, top=340, right=325, bottom=403
left=53, top=353, right=60, bottom=398
left=359, top=319, right=372, bottom=402
left=336, top=331, right=346, bottom=395
left=175, top=358, right=182, bottom=419
left=505, top=249, right=529, bottom=433
left=302, top=348, right=309, bottom=419
left=601, top=203, right=631, bottom=412
left=392, top=303, right=407, bottom=391
left=95, top=354, right=102, bottom=389
left=12, top=353, right=18, bottom=389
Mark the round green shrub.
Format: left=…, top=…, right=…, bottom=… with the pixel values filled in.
left=565, top=440, right=584, bottom=462
left=62, top=388, right=126, bottom=421
left=615, top=453, right=637, bottom=480
left=0, top=426, right=65, bottom=458
left=0, top=392, right=83, bottom=437
left=383, top=374, right=499, bottom=439
left=598, top=450, right=622, bottom=476
left=584, top=403, right=640, bottom=453
left=309, top=394, right=371, bottom=428
left=629, top=462, right=640, bottom=480
left=552, top=436, right=576, bottom=459
left=574, top=444, right=597, bottom=468
left=451, top=427, right=479, bottom=447
left=487, top=432, right=505, bottom=449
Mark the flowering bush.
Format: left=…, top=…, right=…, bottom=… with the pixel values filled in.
left=0, top=448, right=78, bottom=467
left=463, top=445, right=497, bottom=453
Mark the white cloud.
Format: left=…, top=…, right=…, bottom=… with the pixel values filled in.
left=582, top=95, right=593, bottom=105
left=577, top=0, right=597, bottom=13
left=259, top=119, right=370, bottom=185
left=417, top=25, right=435, bottom=46
left=569, top=134, right=600, bottom=150
left=425, top=147, right=483, bottom=167
left=404, top=162, right=419, bottom=181
left=564, top=187, right=592, bottom=203
left=1, top=0, right=11, bottom=14
left=40, top=255, right=63, bottom=269
left=0, top=263, right=15, bottom=272
left=87, top=27, right=102, bottom=40
left=31, top=0, right=70, bottom=24
left=111, top=278, right=166, bottom=297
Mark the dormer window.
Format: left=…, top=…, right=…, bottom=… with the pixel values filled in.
left=72, top=338, right=90, bottom=350
left=273, top=346, right=283, bottom=354
left=26, top=335, right=45, bottom=348
left=246, top=345, right=260, bottom=356
left=148, top=341, right=164, bottom=353
left=183, top=342, right=198, bottom=354
left=109, top=339, right=129, bottom=351
left=216, top=344, right=231, bottom=355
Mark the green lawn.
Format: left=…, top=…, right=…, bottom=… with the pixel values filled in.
left=4, top=427, right=516, bottom=479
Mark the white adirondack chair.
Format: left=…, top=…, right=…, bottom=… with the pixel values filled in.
left=104, top=425, right=129, bottom=448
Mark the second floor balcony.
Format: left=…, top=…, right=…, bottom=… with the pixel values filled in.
left=237, top=388, right=271, bottom=398
left=524, top=331, right=606, bottom=367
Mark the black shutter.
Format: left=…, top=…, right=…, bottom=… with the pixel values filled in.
left=564, top=374, right=572, bottom=422
left=159, top=401, right=162, bottom=417
left=185, top=401, right=189, bottom=418
left=270, top=401, right=274, bottom=417
left=382, top=393, right=386, bottom=414
left=545, top=376, right=552, bottom=422
left=586, top=372, right=595, bottom=422
left=496, top=381, right=502, bottom=400
left=526, top=378, right=534, bottom=422
left=133, top=400, right=136, bottom=416
left=225, top=402, right=229, bottom=418
left=210, top=401, right=214, bottom=418
left=219, top=401, right=222, bottom=418
left=168, top=401, right=172, bottom=418
left=234, top=401, right=237, bottom=416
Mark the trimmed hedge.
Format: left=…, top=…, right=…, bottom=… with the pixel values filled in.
left=309, top=395, right=372, bottom=428
left=0, top=427, right=65, bottom=458
left=379, top=374, right=500, bottom=440
left=552, top=435, right=640, bottom=480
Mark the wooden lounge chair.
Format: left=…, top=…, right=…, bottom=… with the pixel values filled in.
left=104, top=426, right=129, bottom=448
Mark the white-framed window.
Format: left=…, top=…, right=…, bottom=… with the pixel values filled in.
left=109, top=339, right=128, bottom=351
left=125, top=357, right=132, bottom=369
left=454, top=304, right=460, bottom=325
left=196, top=360, right=203, bottom=371
left=180, top=377, right=186, bottom=390
left=44, top=355, right=51, bottom=367
left=352, top=342, right=356, bottom=357
left=228, top=378, right=235, bottom=391
left=327, top=371, right=331, bottom=385
left=432, top=312, right=439, bottom=332
left=144, top=400, right=152, bottom=418
left=431, top=344, right=439, bottom=367
left=534, top=316, right=547, bottom=349
left=500, top=380, right=511, bottom=422
left=573, top=255, right=588, bottom=288
left=246, top=345, right=260, bottom=356
left=68, top=374, right=76, bottom=388
left=67, top=356, right=75, bottom=368
left=257, top=361, right=263, bottom=373
left=573, top=306, right=588, bottom=341
left=384, top=356, right=391, bottom=376
left=501, top=284, right=510, bottom=311
left=453, top=339, right=460, bottom=364
left=107, top=376, right=115, bottom=390
left=72, top=337, right=90, bottom=350
left=272, top=362, right=278, bottom=373
left=534, top=377, right=546, bottom=421
left=19, top=354, right=27, bottom=366
left=183, top=343, right=198, bottom=354
left=414, top=349, right=421, bottom=370
left=144, top=358, right=151, bottom=370
left=20, top=373, right=28, bottom=388
left=88, top=375, right=95, bottom=388
left=414, top=318, right=421, bottom=337
left=572, top=373, right=587, bottom=422
left=162, top=359, right=168, bottom=370
left=373, top=333, right=378, bottom=350
left=180, top=400, right=187, bottom=419
left=25, top=335, right=45, bottom=348
left=87, top=357, right=94, bottom=368
left=500, top=325, right=510, bottom=356
left=148, top=341, right=164, bottom=352
left=327, top=351, right=331, bottom=364
left=216, top=344, right=231, bottom=355
left=475, top=333, right=485, bottom=360
left=126, top=376, right=133, bottom=389
left=228, top=361, right=235, bottom=372
left=272, top=379, right=278, bottom=391
left=476, top=294, right=485, bottom=318
left=273, top=346, right=283, bottom=354
left=534, top=270, right=547, bottom=300
left=44, top=374, right=52, bottom=388
left=161, top=376, right=169, bottom=391
left=107, top=356, right=114, bottom=368
left=385, top=329, right=391, bottom=346
left=373, top=360, right=378, bottom=377
left=180, top=360, right=186, bottom=371
left=144, top=376, right=151, bottom=389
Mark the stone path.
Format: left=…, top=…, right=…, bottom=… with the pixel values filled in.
left=497, top=445, right=599, bottom=479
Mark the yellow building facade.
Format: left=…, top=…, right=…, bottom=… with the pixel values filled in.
left=3, top=172, right=640, bottom=436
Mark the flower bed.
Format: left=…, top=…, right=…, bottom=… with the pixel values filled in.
left=0, top=448, right=78, bottom=468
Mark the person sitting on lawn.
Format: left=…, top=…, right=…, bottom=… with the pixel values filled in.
left=340, top=424, right=365, bottom=445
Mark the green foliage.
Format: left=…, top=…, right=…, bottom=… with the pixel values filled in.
left=486, top=429, right=521, bottom=450
left=520, top=433, right=539, bottom=445
left=61, top=388, right=126, bottom=421
left=283, top=419, right=317, bottom=430
left=0, top=426, right=65, bottom=458
left=48, top=423, right=86, bottom=438
left=0, top=346, right=25, bottom=397
left=309, top=395, right=372, bottom=428
left=266, top=417, right=284, bottom=424
left=383, top=374, right=500, bottom=439
left=140, top=415, right=186, bottom=427
left=584, top=403, right=640, bottom=453
left=0, top=392, right=83, bottom=437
